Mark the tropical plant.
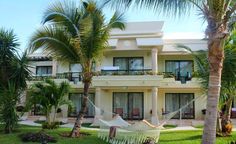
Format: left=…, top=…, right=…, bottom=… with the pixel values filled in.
left=28, top=0, right=125, bottom=136
left=179, top=29, right=236, bottom=136
left=27, top=79, right=70, bottom=128
left=105, top=0, right=236, bottom=143
left=0, top=28, right=31, bottom=133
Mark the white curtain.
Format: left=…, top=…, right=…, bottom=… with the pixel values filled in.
left=113, top=93, right=128, bottom=118
left=113, top=92, right=143, bottom=119
left=69, top=93, right=95, bottom=117
left=165, top=93, right=194, bottom=119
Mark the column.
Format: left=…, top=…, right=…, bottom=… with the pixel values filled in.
left=151, top=48, right=158, bottom=74
left=52, top=59, right=57, bottom=77
left=151, top=87, right=159, bottom=125
left=95, top=87, right=102, bottom=117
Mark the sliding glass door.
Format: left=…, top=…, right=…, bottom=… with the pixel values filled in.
left=113, top=92, right=143, bottom=120
left=113, top=57, right=144, bottom=74
left=165, top=93, right=194, bottom=119
left=69, top=93, right=95, bottom=117
left=165, top=60, right=193, bottom=83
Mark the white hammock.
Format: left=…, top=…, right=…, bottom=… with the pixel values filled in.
left=85, top=94, right=206, bottom=144
left=97, top=116, right=161, bottom=144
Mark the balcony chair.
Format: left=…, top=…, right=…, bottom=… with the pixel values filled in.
left=162, top=108, right=170, bottom=119
left=115, top=108, right=124, bottom=118
left=183, top=108, right=194, bottom=118
left=131, top=108, right=140, bottom=120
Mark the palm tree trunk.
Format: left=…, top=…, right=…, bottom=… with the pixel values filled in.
left=53, top=106, right=58, bottom=123
left=46, top=110, right=51, bottom=126
left=202, top=37, right=225, bottom=143
left=224, top=98, right=233, bottom=121
left=70, top=81, right=90, bottom=137
left=221, top=98, right=233, bottom=135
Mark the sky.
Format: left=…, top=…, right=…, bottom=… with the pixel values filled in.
left=0, top=0, right=206, bottom=51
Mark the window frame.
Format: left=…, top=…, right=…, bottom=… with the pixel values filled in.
left=36, top=66, right=52, bottom=76
left=165, top=93, right=195, bottom=119
left=165, top=60, right=194, bottom=74
left=68, top=93, right=95, bottom=118
left=112, top=92, right=144, bottom=120
left=113, top=57, right=144, bottom=71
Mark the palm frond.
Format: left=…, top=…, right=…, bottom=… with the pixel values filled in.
left=10, top=50, right=32, bottom=90
left=43, top=0, right=81, bottom=36
left=177, top=44, right=209, bottom=89
left=29, top=25, right=80, bottom=63
left=105, top=0, right=204, bottom=16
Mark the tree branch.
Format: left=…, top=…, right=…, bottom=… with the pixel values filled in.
left=187, top=0, right=205, bottom=14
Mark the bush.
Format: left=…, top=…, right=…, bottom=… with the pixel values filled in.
left=20, top=131, right=57, bottom=143
left=42, top=122, right=59, bottom=129
left=35, top=120, right=66, bottom=125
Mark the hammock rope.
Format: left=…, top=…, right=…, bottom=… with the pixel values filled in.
left=84, top=93, right=206, bottom=144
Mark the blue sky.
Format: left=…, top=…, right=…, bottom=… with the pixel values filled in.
left=0, top=0, right=206, bottom=51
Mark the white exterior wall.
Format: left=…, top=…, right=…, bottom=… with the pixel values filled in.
left=101, top=50, right=152, bottom=69
left=27, top=21, right=208, bottom=121
left=29, top=61, right=53, bottom=75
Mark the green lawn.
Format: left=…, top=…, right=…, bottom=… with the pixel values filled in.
left=0, top=125, right=235, bottom=144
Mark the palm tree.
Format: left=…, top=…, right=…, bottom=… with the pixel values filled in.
left=179, top=29, right=236, bottom=136
left=105, top=0, right=236, bottom=143
left=28, top=0, right=125, bottom=137
left=27, top=79, right=70, bottom=127
left=0, top=28, right=31, bottom=133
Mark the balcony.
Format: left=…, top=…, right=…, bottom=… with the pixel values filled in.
left=30, top=72, right=82, bottom=82
left=101, top=69, right=153, bottom=75
left=163, top=72, right=192, bottom=84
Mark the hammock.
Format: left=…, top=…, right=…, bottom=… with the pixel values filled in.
left=86, top=94, right=206, bottom=144
left=98, top=120, right=161, bottom=144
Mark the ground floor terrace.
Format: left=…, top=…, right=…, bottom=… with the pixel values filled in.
left=28, top=86, right=207, bottom=124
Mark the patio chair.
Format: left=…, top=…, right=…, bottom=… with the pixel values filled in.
left=115, top=108, right=124, bottom=118
left=131, top=108, right=140, bottom=120
left=184, top=108, right=194, bottom=118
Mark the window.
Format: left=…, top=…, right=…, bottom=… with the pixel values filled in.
left=114, top=57, right=144, bottom=72
left=113, top=92, right=143, bottom=120
left=36, top=66, right=52, bottom=76
left=68, top=93, right=95, bottom=117
left=165, top=60, right=193, bottom=82
left=165, top=93, right=194, bottom=119
left=69, top=64, right=82, bottom=82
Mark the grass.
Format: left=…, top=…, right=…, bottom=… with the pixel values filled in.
left=81, top=123, right=100, bottom=128
left=163, top=124, right=177, bottom=129
left=0, top=125, right=235, bottom=144
left=159, top=130, right=236, bottom=144
left=0, top=125, right=108, bottom=144
left=192, top=125, right=204, bottom=129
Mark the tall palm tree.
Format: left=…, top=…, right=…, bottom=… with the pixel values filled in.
left=105, top=0, right=236, bottom=143
left=0, top=28, right=31, bottom=133
left=179, top=29, right=236, bottom=135
left=28, top=79, right=70, bottom=127
left=28, top=0, right=125, bottom=137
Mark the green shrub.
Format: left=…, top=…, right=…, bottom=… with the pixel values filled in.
left=42, top=122, right=59, bottom=129
left=20, top=131, right=57, bottom=143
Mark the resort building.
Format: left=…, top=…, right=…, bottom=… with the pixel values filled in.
left=26, top=21, right=208, bottom=124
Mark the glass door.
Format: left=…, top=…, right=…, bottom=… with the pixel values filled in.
left=165, top=93, right=194, bottom=119
left=69, top=93, right=95, bottom=117
left=128, top=93, right=143, bottom=120
left=113, top=92, right=143, bottom=120
left=165, top=93, right=180, bottom=119
left=113, top=93, right=128, bottom=119
left=180, top=93, right=194, bottom=119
